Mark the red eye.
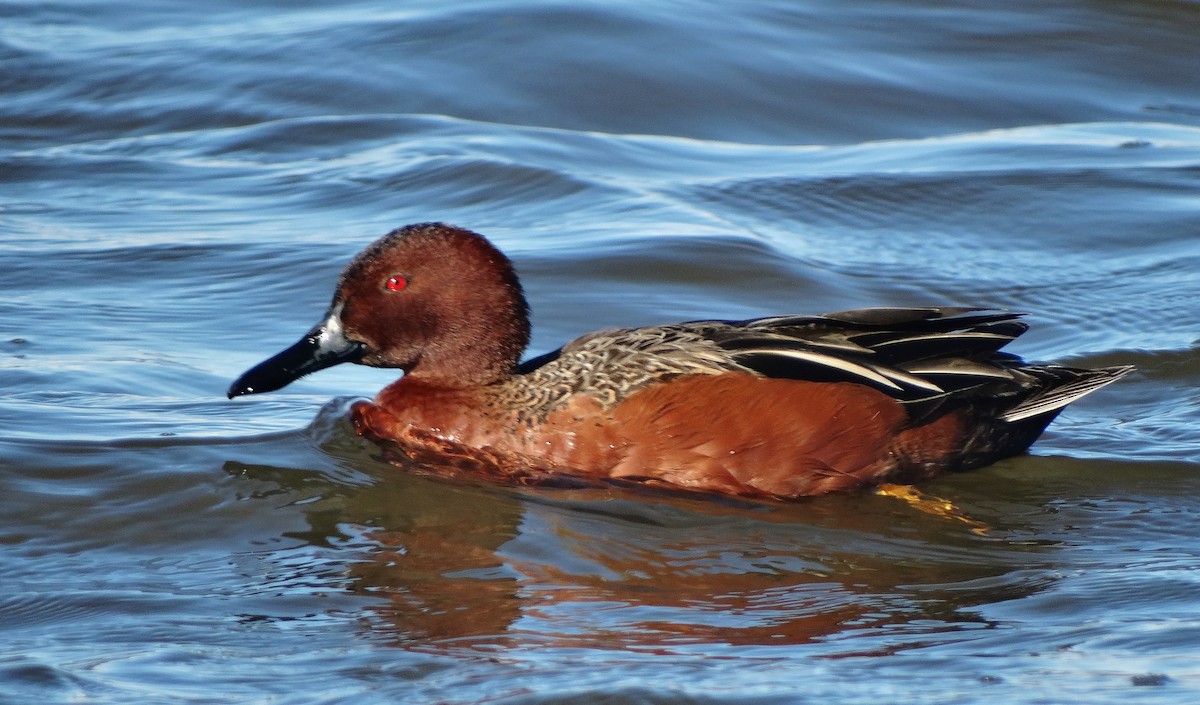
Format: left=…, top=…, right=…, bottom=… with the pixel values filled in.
left=386, top=275, right=408, bottom=291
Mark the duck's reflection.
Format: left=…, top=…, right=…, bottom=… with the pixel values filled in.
left=227, top=435, right=1052, bottom=652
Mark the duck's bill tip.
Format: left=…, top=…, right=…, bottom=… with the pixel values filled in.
left=226, top=351, right=313, bottom=399
left=226, top=380, right=259, bottom=399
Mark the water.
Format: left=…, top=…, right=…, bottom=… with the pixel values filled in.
left=3, top=0, right=1199, bottom=702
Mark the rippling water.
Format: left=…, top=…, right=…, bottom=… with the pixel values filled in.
left=4, top=0, right=1200, bottom=702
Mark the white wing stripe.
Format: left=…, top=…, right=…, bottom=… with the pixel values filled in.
left=734, top=348, right=904, bottom=390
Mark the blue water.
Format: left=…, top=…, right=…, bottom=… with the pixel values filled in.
left=3, top=0, right=1200, bottom=703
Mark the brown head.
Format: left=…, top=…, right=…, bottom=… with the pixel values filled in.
left=227, top=223, right=530, bottom=397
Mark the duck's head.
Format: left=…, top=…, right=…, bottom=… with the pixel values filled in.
left=227, top=223, right=530, bottom=398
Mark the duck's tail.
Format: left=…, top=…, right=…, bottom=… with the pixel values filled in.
left=932, top=363, right=1135, bottom=476
left=1001, top=364, right=1135, bottom=423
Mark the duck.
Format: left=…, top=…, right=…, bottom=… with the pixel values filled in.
left=228, top=223, right=1132, bottom=499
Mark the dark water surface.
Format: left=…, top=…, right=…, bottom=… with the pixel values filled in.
left=3, top=0, right=1200, bottom=703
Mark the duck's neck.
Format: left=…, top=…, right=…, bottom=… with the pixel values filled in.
left=405, top=308, right=530, bottom=389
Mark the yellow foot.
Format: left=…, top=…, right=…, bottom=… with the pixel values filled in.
left=875, top=483, right=991, bottom=535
